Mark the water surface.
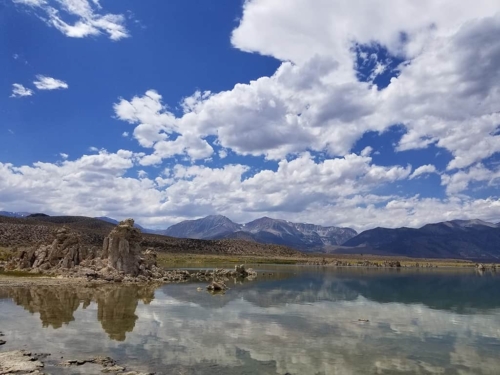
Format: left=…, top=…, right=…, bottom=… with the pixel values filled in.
left=1, top=267, right=500, bottom=374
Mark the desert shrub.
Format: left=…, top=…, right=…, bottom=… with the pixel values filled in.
left=0, top=247, right=14, bottom=261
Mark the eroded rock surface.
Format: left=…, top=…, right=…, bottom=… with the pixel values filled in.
left=7, top=226, right=97, bottom=272
left=0, top=350, right=45, bottom=374
left=102, top=219, right=142, bottom=276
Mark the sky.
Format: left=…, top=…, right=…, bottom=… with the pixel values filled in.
left=1, top=0, right=500, bottom=231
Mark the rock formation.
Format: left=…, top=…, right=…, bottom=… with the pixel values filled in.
left=4, top=218, right=258, bottom=285
left=102, top=218, right=142, bottom=276
left=8, top=226, right=97, bottom=272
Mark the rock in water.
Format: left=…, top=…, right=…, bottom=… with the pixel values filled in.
left=0, top=351, right=44, bottom=373
left=102, top=219, right=142, bottom=276
left=207, top=281, right=227, bottom=291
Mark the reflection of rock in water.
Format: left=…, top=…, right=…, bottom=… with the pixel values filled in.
left=7, top=286, right=92, bottom=328
left=4, top=284, right=156, bottom=340
left=96, top=285, right=156, bottom=341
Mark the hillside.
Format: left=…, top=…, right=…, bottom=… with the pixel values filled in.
left=0, top=216, right=303, bottom=258
left=343, top=220, right=500, bottom=260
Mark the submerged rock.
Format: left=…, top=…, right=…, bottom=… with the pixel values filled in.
left=0, top=350, right=45, bottom=374
left=61, top=355, right=153, bottom=374
left=207, top=281, right=228, bottom=291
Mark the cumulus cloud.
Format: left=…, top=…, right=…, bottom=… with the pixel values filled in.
left=114, top=90, right=213, bottom=164
left=33, top=75, right=68, bottom=90
left=409, top=164, right=437, bottom=179
left=12, top=0, right=129, bottom=40
left=10, top=83, right=33, bottom=98
left=2, top=147, right=500, bottom=230
left=5, top=0, right=500, bottom=228
left=112, top=4, right=500, bottom=173
left=441, top=164, right=500, bottom=195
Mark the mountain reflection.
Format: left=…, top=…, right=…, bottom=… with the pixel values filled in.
left=162, top=268, right=500, bottom=313
left=3, top=284, right=156, bottom=341
left=1, top=269, right=500, bottom=374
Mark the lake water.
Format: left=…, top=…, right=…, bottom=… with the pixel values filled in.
left=1, top=266, right=500, bottom=374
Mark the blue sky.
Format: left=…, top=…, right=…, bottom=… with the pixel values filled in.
left=1, top=0, right=500, bottom=230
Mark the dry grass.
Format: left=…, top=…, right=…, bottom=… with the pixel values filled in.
left=157, top=252, right=487, bottom=268
left=157, top=253, right=301, bottom=267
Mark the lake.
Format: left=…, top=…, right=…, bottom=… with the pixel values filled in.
left=1, top=266, right=500, bottom=374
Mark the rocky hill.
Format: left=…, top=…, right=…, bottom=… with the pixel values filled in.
left=163, top=215, right=357, bottom=252
left=0, top=216, right=303, bottom=258
left=343, top=219, right=500, bottom=260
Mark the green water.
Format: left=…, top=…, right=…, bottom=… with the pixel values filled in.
left=0, top=266, right=499, bottom=374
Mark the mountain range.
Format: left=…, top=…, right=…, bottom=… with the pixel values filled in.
left=2, top=211, right=500, bottom=260
left=162, top=215, right=500, bottom=260
left=343, top=219, right=500, bottom=260
left=0, top=211, right=31, bottom=218
left=163, top=215, right=357, bottom=252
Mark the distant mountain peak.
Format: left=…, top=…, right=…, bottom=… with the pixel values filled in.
left=0, top=211, right=32, bottom=218
left=164, top=214, right=357, bottom=251
left=164, top=215, right=241, bottom=240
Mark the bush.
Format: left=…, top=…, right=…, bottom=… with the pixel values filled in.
left=0, top=247, right=14, bottom=261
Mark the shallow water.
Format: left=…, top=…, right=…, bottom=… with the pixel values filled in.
left=1, top=267, right=500, bottom=374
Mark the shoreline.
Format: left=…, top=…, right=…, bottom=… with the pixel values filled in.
left=1, top=260, right=495, bottom=287
left=156, top=253, right=498, bottom=268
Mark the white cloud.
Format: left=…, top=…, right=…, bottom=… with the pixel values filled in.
left=6, top=0, right=500, bottom=229
left=122, top=132, right=129, bottom=137
left=1, top=149, right=500, bottom=230
left=218, top=149, right=228, bottom=159
left=114, top=90, right=213, bottom=164
left=10, top=83, right=33, bottom=98
left=409, top=164, right=437, bottom=179
left=33, top=75, right=68, bottom=90
left=441, top=164, right=500, bottom=195
left=120, top=0, right=499, bottom=171
left=360, top=146, right=373, bottom=157
left=13, top=0, right=129, bottom=40
left=59, top=153, right=69, bottom=159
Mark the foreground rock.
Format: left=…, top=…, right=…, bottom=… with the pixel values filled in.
left=61, top=355, right=153, bottom=374
left=0, top=351, right=45, bottom=374
left=0, top=350, right=150, bottom=374
left=4, top=219, right=257, bottom=284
